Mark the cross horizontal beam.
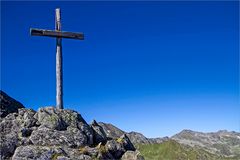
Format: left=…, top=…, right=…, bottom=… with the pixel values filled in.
left=30, top=28, right=84, bottom=40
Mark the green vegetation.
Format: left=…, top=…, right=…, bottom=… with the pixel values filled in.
left=116, top=137, right=124, bottom=144
left=96, top=143, right=107, bottom=154
left=51, top=153, right=64, bottom=160
left=79, top=146, right=88, bottom=154
left=136, top=140, right=239, bottom=160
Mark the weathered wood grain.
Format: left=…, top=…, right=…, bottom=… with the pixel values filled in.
left=55, top=8, right=63, bottom=109
left=30, top=28, right=84, bottom=40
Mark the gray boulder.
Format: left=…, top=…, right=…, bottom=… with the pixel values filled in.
left=63, top=147, right=93, bottom=160
left=78, top=144, right=114, bottom=159
left=0, top=91, right=24, bottom=118
left=98, top=122, right=125, bottom=139
left=77, top=155, right=92, bottom=160
left=12, top=145, right=67, bottom=160
left=30, top=126, right=88, bottom=148
left=34, top=107, right=93, bottom=145
left=0, top=108, right=39, bottom=159
left=91, top=120, right=108, bottom=144
left=34, top=107, right=69, bottom=130
left=78, top=145, right=99, bottom=158
left=0, top=113, right=21, bottom=159
left=119, top=134, right=136, bottom=151
left=121, top=150, right=145, bottom=160
left=127, top=132, right=151, bottom=144
left=105, top=134, right=135, bottom=159
left=12, top=145, right=95, bottom=160
left=0, top=132, right=18, bottom=159
left=17, top=108, right=37, bottom=128
left=0, top=113, right=20, bottom=135
left=105, top=140, right=125, bottom=158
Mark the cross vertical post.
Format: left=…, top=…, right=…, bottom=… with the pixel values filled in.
left=30, top=8, right=84, bottom=109
left=55, top=8, right=63, bottom=109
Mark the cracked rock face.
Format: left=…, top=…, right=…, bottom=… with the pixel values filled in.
left=32, top=107, right=93, bottom=147
left=91, top=120, right=108, bottom=144
left=30, top=126, right=88, bottom=147
left=12, top=145, right=68, bottom=160
left=0, top=91, right=140, bottom=160
left=106, top=140, right=126, bottom=158
left=0, top=108, right=37, bottom=159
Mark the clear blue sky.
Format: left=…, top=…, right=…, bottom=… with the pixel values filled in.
left=1, top=1, right=239, bottom=137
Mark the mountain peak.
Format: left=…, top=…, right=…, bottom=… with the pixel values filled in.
left=0, top=90, right=24, bottom=118
left=0, top=91, right=142, bottom=160
left=172, top=129, right=240, bottom=157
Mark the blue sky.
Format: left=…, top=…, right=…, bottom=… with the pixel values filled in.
left=1, top=1, right=239, bottom=137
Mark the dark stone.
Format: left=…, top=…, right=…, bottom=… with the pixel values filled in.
left=120, top=134, right=136, bottom=151
left=0, top=91, right=24, bottom=118
left=0, top=133, right=18, bottom=159
left=98, top=122, right=125, bottom=139
left=91, top=120, right=107, bottom=144
left=21, top=128, right=32, bottom=137
left=105, top=140, right=125, bottom=158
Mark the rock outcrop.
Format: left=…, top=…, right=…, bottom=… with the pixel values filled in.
left=126, top=132, right=152, bottom=144
left=0, top=91, right=141, bottom=160
left=91, top=120, right=107, bottom=144
left=0, top=91, right=24, bottom=118
left=98, top=122, right=126, bottom=139
left=121, top=151, right=144, bottom=160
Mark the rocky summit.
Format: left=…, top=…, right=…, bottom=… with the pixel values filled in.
left=0, top=91, right=144, bottom=160
left=1, top=90, right=239, bottom=160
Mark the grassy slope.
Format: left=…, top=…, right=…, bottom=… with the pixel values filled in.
left=135, top=140, right=239, bottom=160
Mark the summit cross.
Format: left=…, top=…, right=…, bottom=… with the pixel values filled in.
left=30, top=8, right=84, bottom=109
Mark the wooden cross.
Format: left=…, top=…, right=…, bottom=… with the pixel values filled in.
left=30, top=8, right=84, bottom=109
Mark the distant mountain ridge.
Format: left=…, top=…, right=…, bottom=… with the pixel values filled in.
left=136, top=140, right=239, bottom=160
left=99, top=122, right=240, bottom=159
left=172, top=129, right=240, bottom=157
left=98, top=123, right=240, bottom=158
